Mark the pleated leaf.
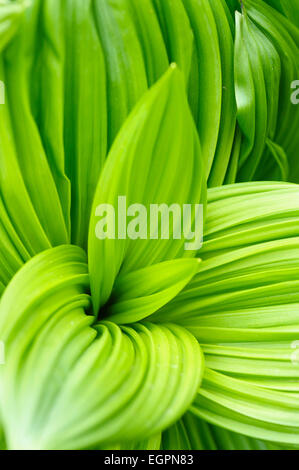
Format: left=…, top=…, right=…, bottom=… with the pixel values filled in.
left=93, top=0, right=148, bottom=147
left=63, top=0, right=107, bottom=248
left=0, top=246, right=203, bottom=450
left=182, top=0, right=222, bottom=178
left=88, top=66, right=206, bottom=313
left=1, top=0, right=69, bottom=246
left=104, top=258, right=201, bottom=324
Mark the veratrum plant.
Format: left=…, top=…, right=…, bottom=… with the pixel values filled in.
left=0, top=0, right=299, bottom=451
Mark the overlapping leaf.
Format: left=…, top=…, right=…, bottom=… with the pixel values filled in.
left=154, top=182, right=299, bottom=446
left=234, top=8, right=282, bottom=180
left=62, top=0, right=107, bottom=248
left=0, top=0, right=299, bottom=452
left=88, top=66, right=206, bottom=313
left=0, top=0, right=26, bottom=51
left=126, top=0, right=168, bottom=86
left=263, top=0, right=299, bottom=29
left=151, top=0, right=194, bottom=84
left=93, top=0, right=148, bottom=147
left=162, top=413, right=272, bottom=450
left=2, top=1, right=68, bottom=244
left=104, top=258, right=201, bottom=324
left=245, top=0, right=299, bottom=182
left=0, top=246, right=203, bottom=450
left=182, top=0, right=222, bottom=180
left=0, top=0, right=67, bottom=291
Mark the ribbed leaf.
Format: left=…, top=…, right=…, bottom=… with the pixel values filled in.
left=155, top=182, right=299, bottom=446
left=93, top=0, right=148, bottom=147
left=63, top=0, right=107, bottom=248
left=126, top=0, right=168, bottom=85
left=246, top=0, right=299, bottom=182
left=0, top=246, right=203, bottom=450
left=207, top=0, right=237, bottom=187
left=162, top=413, right=271, bottom=450
left=104, top=258, right=200, bottom=324
left=0, top=0, right=26, bottom=51
left=151, top=0, right=194, bottom=84
left=192, top=369, right=299, bottom=445
left=1, top=0, right=69, bottom=245
left=234, top=10, right=268, bottom=180
left=88, top=66, right=206, bottom=313
left=182, top=0, right=222, bottom=178
left=29, top=0, right=71, bottom=234
left=263, top=0, right=299, bottom=29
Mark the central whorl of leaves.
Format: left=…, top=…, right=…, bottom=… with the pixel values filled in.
left=0, top=63, right=206, bottom=449
left=0, top=0, right=299, bottom=452
left=0, top=245, right=203, bottom=450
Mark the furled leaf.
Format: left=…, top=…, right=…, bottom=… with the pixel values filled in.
left=234, top=10, right=268, bottom=180
left=262, top=0, right=299, bottom=29
left=0, top=246, right=204, bottom=450
left=191, top=368, right=299, bottom=445
left=207, top=0, right=237, bottom=186
left=246, top=0, right=299, bottom=182
left=182, top=0, right=222, bottom=178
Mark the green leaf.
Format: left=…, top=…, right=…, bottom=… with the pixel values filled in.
left=156, top=182, right=299, bottom=446
left=151, top=0, right=194, bottom=84
left=246, top=0, right=299, bottom=183
left=262, top=138, right=289, bottom=181
left=88, top=65, right=206, bottom=313
left=0, top=246, right=204, bottom=450
left=104, top=258, right=201, bottom=324
left=206, top=0, right=237, bottom=186
left=0, top=0, right=26, bottom=51
left=234, top=11, right=268, bottom=180
left=28, top=0, right=71, bottom=235
left=63, top=0, right=107, bottom=248
left=182, top=0, right=222, bottom=178
left=162, top=413, right=271, bottom=450
left=126, top=0, right=169, bottom=86
left=93, top=0, right=148, bottom=147
left=192, top=369, right=299, bottom=445
left=262, top=0, right=299, bottom=29
left=1, top=0, right=69, bottom=246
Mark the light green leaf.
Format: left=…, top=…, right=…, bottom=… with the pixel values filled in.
left=182, top=0, right=222, bottom=177
left=0, top=246, right=203, bottom=450
left=0, top=0, right=27, bottom=51
left=63, top=0, right=107, bottom=248
left=1, top=0, right=69, bottom=245
left=191, top=369, right=299, bottom=445
left=234, top=11, right=268, bottom=180
left=104, top=258, right=201, bottom=324
left=162, top=412, right=271, bottom=450
left=29, top=0, right=71, bottom=234
left=126, top=0, right=169, bottom=85
left=207, top=0, right=237, bottom=187
left=93, top=0, right=148, bottom=147
left=88, top=66, right=206, bottom=313
left=151, top=0, right=194, bottom=84
left=246, top=0, right=299, bottom=182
